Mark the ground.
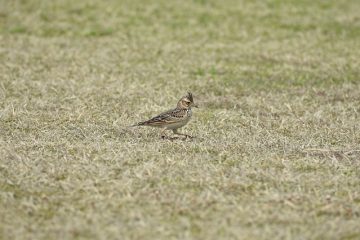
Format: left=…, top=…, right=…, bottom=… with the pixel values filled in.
left=0, top=0, right=360, bottom=239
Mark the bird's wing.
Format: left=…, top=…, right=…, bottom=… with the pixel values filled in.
left=138, top=108, right=186, bottom=126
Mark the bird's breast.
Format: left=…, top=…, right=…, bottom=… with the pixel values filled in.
left=187, top=109, right=192, bottom=117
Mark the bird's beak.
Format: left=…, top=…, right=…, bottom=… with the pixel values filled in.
left=193, top=103, right=199, bottom=108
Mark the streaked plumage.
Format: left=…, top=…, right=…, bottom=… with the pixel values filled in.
left=133, top=92, right=198, bottom=138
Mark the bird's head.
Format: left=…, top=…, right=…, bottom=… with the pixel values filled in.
left=177, top=92, right=198, bottom=109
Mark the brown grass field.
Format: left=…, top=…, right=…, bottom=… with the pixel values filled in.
left=1, top=0, right=360, bottom=239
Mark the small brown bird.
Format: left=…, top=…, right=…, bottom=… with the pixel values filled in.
left=132, top=92, right=198, bottom=138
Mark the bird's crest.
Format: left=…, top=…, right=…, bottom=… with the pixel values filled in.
left=186, top=92, right=193, bottom=102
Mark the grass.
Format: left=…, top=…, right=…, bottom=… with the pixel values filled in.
left=1, top=0, right=360, bottom=239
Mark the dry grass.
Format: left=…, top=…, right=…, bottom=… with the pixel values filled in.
left=1, top=0, right=360, bottom=239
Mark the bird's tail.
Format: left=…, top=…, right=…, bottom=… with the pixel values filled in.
left=129, top=121, right=145, bottom=127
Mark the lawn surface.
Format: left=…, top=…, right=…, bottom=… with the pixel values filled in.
left=1, top=0, right=360, bottom=239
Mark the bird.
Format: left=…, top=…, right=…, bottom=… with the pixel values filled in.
left=132, top=92, right=198, bottom=139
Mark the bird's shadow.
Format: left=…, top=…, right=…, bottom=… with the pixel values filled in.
left=120, top=126, right=199, bottom=142
left=161, top=135, right=196, bottom=141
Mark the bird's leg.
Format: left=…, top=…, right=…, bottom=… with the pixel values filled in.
left=160, top=128, right=167, bottom=139
left=172, top=129, right=193, bottom=139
